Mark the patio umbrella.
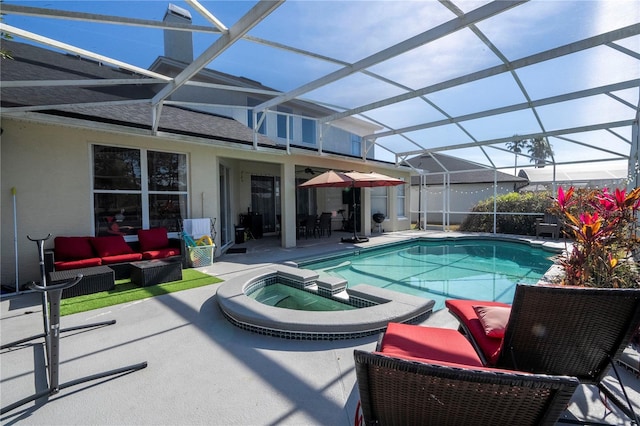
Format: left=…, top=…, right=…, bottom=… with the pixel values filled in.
left=297, top=170, right=353, bottom=188
left=298, top=170, right=405, bottom=243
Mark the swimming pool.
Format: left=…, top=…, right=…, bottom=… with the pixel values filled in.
left=298, top=238, right=557, bottom=310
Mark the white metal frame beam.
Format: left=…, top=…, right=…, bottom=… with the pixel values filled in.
left=365, top=79, right=640, bottom=139
left=0, top=23, right=171, bottom=81
left=253, top=0, right=527, bottom=114
left=149, top=1, right=283, bottom=132
left=0, top=4, right=220, bottom=34
left=323, top=23, right=640, bottom=124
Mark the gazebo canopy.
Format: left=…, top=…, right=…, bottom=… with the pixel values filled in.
left=1, top=0, right=638, bottom=182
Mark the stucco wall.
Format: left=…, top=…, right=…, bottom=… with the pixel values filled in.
left=0, top=118, right=215, bottom=284
left=1, top=117, right=411, bottom=286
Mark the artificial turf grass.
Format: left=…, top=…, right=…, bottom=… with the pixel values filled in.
left=60, top=269, right=222, bottom=316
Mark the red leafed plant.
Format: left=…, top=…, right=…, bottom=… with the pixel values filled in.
left=551, top=186, right=640, bottom=288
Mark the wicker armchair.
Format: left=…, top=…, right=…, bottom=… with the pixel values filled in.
left=354, top=350, right=578, bottom=426
left=446, top=284, right=640, bottom=420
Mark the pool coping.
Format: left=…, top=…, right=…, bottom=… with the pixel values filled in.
left=216, top=264, right=435, bottom=340
left=293, top=233, right=565, bottom=269
left=216, top=234, right=565, bottom=340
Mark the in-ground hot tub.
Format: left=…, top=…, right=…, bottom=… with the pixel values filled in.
left=216, top=264, right=434, bottom=340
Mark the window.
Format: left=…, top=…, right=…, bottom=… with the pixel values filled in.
left=396, top=180, right=406, bottom=217
left=371, top=186, right=388, bottom=217
left=351, top=134, right=361, bottom=156
left=248, top=98, right=266, bottom=135
left=277, top=107, right=293, bottom=140
left=93, top=145, right=187, bottom=237
left=302, top=118, right=316, bottom=144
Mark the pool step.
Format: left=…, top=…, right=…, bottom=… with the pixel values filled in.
left=316, top=276, right=348, bottom=297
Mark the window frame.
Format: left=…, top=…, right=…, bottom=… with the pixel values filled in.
left=91, top=144, right=189, bottom=239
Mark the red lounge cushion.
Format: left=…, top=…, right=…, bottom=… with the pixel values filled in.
left=446, top=299, right=509, bottom=365
left=101, top=253, right=142, bottom=265
left=371, top=351, right=523, bottom=374
left=473, top=305, right=511, bottom=338
left=91, top=236, right=134, bottom=258
left=138, top=228, right=169, bottom=252
left=378, top=322, right=484, bottom=368
left=142, top=247, right=180, bottom=260
left=55, top=236, right=95, bottom=260
left=55, top=258, right=102, bottom=270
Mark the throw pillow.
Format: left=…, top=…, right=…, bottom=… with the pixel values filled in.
left=55, top=236, right=95, bottom=260
left=91, top=236, right=134, bottom=258
left=137, top=227, right=169, bottom=252
left=472, top=305, right=511, bottom=338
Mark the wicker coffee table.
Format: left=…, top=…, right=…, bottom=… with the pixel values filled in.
left=130, top=260, right=182, bottom=287
left=49, top=265, right=115, bottom=298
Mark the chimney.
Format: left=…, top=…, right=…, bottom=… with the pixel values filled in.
left=163, top=3, right=194, bottom=63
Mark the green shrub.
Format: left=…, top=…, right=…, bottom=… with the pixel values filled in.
left=459, top=191, right=553, bottom=235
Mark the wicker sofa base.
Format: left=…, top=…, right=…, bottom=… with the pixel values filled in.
left=49, top=265, right=115, bottom=299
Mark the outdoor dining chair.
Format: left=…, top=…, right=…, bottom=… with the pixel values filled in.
left=316, top=212, right=332, bottom=237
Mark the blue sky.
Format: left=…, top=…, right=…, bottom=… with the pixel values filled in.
left=2, top=0, right=639, bottom=172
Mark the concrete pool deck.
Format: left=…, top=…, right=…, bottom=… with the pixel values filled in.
left=1, top=230, right=638, bottom=425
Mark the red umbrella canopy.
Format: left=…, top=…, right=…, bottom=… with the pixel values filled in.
left=344, top=171, right=405, bottom=188
left=298, top=170, right=353, bottom=188
left=298, top=170, right=405, bottom=188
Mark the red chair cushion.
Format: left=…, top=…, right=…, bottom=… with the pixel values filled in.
left=138, top=228, right=169, bottom=252
left=55, top=236, right=95, bottom=260
left=378, top=322, right=484, bottom=368
left=55, top=258, right=102, bottom=270
left=142, top=247, right=180, bottom=260
left=101, top=253, right=143, bottom=265
left=446, top=299, right=509, bottom=365
left=91, top=236, right=134, bottom=258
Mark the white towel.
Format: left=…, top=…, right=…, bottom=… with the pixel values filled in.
left=183, top=218, right=211, bottom=239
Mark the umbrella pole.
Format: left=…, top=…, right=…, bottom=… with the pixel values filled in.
left=352, top=184, right=358, bottom=241
left=341, top=184, right=368, bottom=244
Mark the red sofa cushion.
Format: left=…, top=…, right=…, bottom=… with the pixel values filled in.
left=55, top=236, right=95, bottom=260
left=446, top=299, right=510, bottom=366
left=378, top=322, right=484, bottom=368
left=91, top=236, right=134, bottom=258
left=138, top=228, right=169, bottom=252
left=142, top=247, right=180, bottom=260
left=55, top=258, right=102, bottom=270
left=101, top=253, right=143, bottom=265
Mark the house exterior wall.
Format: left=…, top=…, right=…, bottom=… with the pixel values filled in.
left=1, top=116, right=411, bottom=285
left=170, top=85, right=371, bottom=158
left=151, top=60, right=375, bottom=159
left=410, top=183, right=515, bottom=226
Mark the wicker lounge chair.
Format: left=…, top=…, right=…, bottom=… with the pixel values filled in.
left=354, top=349, right=579, bottom=426
left=446, top=284, right=640, bottom=420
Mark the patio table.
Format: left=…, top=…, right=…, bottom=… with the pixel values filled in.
left=130, top=259, right=182, bottom=287
left=49, top=265, right=115, bottom=298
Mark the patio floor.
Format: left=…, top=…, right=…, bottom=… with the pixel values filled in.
left=1, top=230, right=638, bottom=425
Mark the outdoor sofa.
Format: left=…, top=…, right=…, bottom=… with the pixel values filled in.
left=45, top=227, right=181, bottom=279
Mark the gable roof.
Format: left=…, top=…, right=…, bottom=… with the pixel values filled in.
left=0, top=40, right=275, bottom=146
left=406, top=152, right=526, bottom=185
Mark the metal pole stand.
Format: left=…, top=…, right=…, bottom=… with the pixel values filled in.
left=1, top=236, right=147, bottom=415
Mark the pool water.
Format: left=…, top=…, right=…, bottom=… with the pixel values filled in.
left=248, top=283, right=356, bottom=311
left=302, top=239, right=555, bottom=310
